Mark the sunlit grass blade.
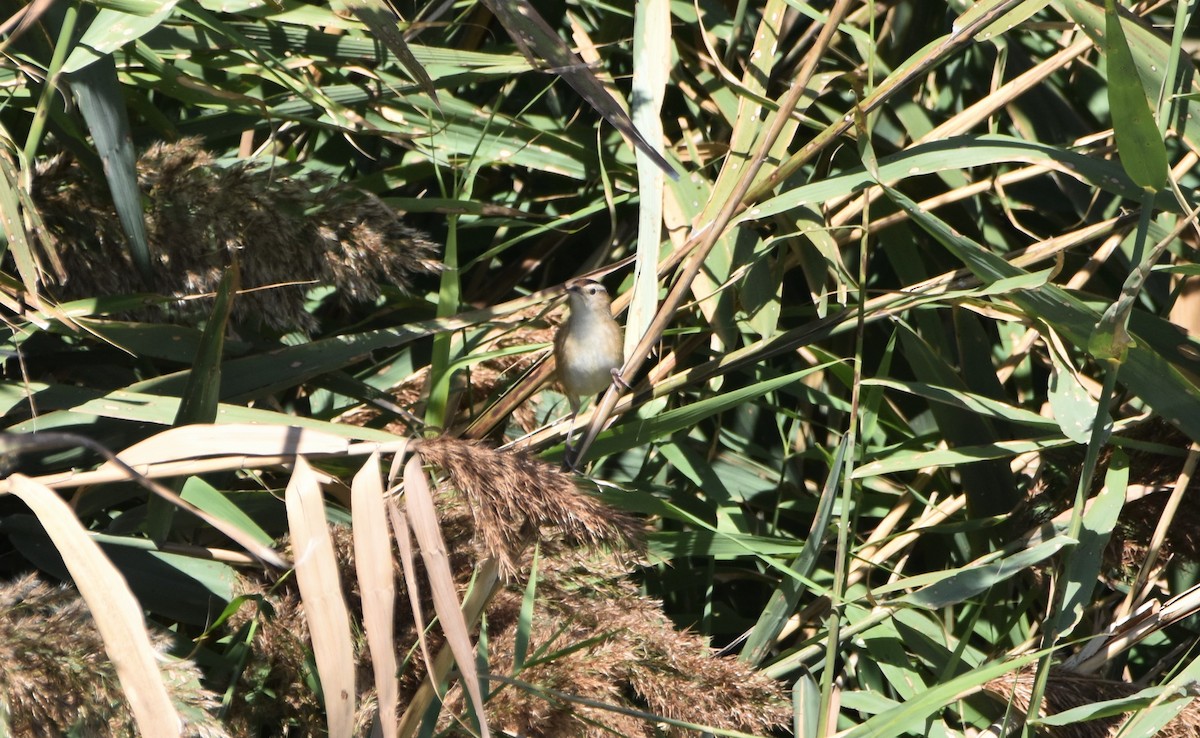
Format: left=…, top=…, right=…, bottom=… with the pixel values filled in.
left=61, top=0, right=180, bottom=73
left=740, top=435, right=848, bottom=666
left=345, top=0, right=437, bottom=104
left=841, top=651, right=1045, bottom=738
left=400, top=453, right=491, bottom=738
left=179, top=475, right=273, bottom=547
left=891, top=537, right=1073, bottom=609
left=1054, top=449, right=1128, bottom=637
left=748, top=135, right=1162, bottom=224
left=0, top=150, right=45, bottom=299
left=1101, top=0, right=1167, bottom=191
left=1060, top=0, right=1200, bottom=151
left=586, top=361, right=836, bottom=459
left=625, top=0, right=669, bottom=358
left=174, top=266, right=237, bottom=426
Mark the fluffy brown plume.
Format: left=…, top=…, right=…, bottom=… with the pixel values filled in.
left=472, top=547, right=791, bottom=737
left=0, top=573, right=229, bottom=738
left=416, top=436, right=644, bottom=576
left=224, top=438, right=788, bottom=736
left=33, top=139, right=440, bottom=332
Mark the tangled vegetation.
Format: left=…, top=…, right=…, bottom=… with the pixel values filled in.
left=2, top=0, right=1200, bottom=736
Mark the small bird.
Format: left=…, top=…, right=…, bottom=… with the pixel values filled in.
left=554, top=278, right=626, bottom=457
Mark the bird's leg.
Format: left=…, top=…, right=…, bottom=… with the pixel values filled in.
left=563, top=410, right=579, bottom=454
left=563, top=374, right=628, bottom=471
left=562, top=398, right=583, bottom=471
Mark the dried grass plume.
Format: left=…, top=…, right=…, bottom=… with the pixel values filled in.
left=224, top=439, right=788, bottom=736
left=415, top=436, right=644, bottom=577
left=33, top=138, right=440, bottom=332
left=0, top=573, right=229, bottom=738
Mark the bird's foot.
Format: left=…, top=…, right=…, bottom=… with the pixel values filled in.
left=610, top=368, right=632, bottom=391
left=561, top=439, right=583, bottom=472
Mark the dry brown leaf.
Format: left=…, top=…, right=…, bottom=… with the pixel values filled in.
left=388, top=498, right=434, bottom=691
left=352, top=450, right=401, bottom=738
left=7, top=474, right=183, bottom=737
left=0, top=429, right=289, bottom=567
left=285, top=457, right=357, bottom=738
left=402, top=454, right=492, bottom=738
left=100, top=423, right=358, bottom=469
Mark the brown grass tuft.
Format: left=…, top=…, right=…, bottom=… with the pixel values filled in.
left=473, top=547, right=791, bottom=737
left=416, top=436, right=644, bottom=577
left=0, top=573, right=229, bottom=738
left=220, top=444, right=787, bottom=736
left=33, top=138, right=440, bottom=332
left=223, top=530, right=363, bottom=737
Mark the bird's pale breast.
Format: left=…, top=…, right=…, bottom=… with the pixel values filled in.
left=556, top=314, right=622, bottom=398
